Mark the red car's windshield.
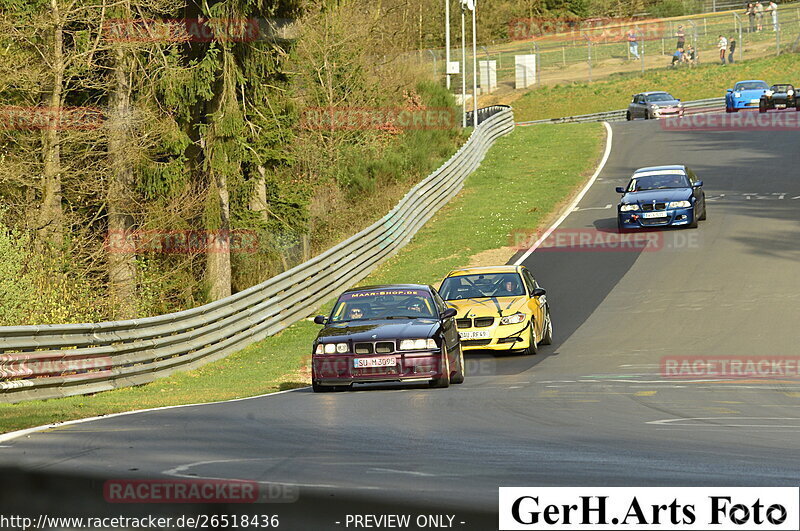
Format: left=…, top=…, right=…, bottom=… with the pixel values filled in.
left=330, top=289, right=436, bottom=321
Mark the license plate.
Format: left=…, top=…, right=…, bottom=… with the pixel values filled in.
left=353, top=357, right=396, bottom=368
left=750, top=99, right=760, bottom=103
left=459, top=330, right=491, bottom=340
left=776, top=104, right=786, bottom=109
left=643, top=211, right=668, bottom=219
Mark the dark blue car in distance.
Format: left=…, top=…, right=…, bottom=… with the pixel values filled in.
left=616, top=165, right=707, bottom=230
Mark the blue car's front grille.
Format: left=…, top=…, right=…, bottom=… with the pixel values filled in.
left=641, top=217, right=671, bottom=226
left=641, top=203, right=666, bottom=211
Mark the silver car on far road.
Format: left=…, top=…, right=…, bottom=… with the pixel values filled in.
left=626, top=91, right=684, bottom=120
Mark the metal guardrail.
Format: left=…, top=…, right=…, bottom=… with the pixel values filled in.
left=0, top=106, right=515, bottom=403
left=464, top=105, right=511, bottom=126
left=515, top=97, right=725, bottom=125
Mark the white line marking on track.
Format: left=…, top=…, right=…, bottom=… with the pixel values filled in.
left=648, top=417, right=800, bottom=428
left=573, top=204, right=612, bottom=212
left=164, top=458, right=382, bottom=490
left=514, top=121, right=613, bottom=265
left=0, top=386, right=306, bottom=444
left=369, top=468, right=436, bottom=477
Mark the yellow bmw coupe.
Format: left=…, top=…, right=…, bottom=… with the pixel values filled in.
left=438, top=265, right=552, bottom=354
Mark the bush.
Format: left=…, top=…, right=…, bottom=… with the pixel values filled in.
left=0, top=221, right=106, bottom=326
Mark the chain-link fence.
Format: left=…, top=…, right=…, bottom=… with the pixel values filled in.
left=420, top=3, right=800, bottom=98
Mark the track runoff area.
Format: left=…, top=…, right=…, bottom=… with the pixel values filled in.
left=2, top=111, right=800, bottom=530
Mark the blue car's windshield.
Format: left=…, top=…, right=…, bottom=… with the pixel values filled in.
left=440, top=273, right=526, bottom=300
left=735, top=81, right=768, bottom=91
left=628, top=173, right=691, bottom=191
left=330, top=288, right=436, bottom=322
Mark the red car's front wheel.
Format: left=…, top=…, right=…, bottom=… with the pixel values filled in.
left=430, top=352, right=450, bottom=388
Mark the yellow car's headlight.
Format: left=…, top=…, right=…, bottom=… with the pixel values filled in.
left=499, top=312, right=526, bottom=325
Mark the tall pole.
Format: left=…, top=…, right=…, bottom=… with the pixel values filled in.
left=461, top=5, right=466, bottom=128
left=445, top=0, right=451, bottom=89
left=471, top=1, right=478, bottom=126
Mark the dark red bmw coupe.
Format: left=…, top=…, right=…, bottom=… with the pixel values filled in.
left=311, top=285, right=464, bottom=392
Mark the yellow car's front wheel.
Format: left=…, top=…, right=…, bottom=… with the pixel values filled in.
left=523, top=326, right=538, bottom=356
left=540, top=309, right=553, bottom=346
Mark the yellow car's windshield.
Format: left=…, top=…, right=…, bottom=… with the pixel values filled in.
left=440, top=273, right=525, bottom=300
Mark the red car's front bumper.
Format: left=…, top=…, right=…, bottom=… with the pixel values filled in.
left=312, top=351, right=444, bottom=386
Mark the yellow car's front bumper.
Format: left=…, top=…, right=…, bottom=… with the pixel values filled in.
left=458, top=320, right=532, bottom=352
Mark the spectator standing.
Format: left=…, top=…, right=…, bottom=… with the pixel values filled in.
left=729, top=38, right=736, bottom=63
left=755, top=1, right=764, bottom=31
left=627, top=28, right=639, bottom=59
left=746, top=3, right=756, bottom=33
left=676, top=25, right=685, bottom=49
left=768, top=0, right=778, bottom=31
left=718, top=35, right=728, bottom=64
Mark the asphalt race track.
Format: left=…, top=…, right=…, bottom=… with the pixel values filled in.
left=3, top=116, right=800, bottom=529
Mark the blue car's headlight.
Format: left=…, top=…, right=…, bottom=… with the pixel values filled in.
left=668, top=200, right=691, bottom=208
left=620, top=204, right=639, bottom=211
left=734, top=92, right=741, bottom=98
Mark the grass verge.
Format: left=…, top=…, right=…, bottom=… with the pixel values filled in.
left=0, top=122, right=604, bottom=434
left=513, top=52, right=800, bottom=121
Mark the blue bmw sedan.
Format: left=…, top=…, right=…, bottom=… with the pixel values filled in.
left=616, top=165, right=707, bottom=230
